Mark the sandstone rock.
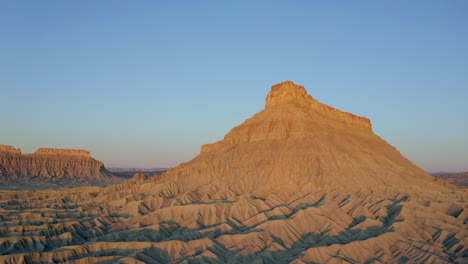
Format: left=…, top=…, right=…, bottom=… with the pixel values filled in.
left=0, top=147, right=112, bottom=182
left=265, top=81, right=371, bottom=130
left=130, top=172, right=149, bottom=182
left=0, top=145, right=21, bottom=154
left=164, top=81, right=443, bottom=195
left=0, top=81, right=466, bottom=263
left=34, top=148, right=91, bottom=157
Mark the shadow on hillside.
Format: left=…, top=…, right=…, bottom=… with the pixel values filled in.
left=3, top=195, right=463, bottom=263
left=46, top=197, right=412, bottom=263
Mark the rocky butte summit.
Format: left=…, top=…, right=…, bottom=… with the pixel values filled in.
left=167, top=81, right=442, bottom=195
left=0, top=81, right=466, bottom=263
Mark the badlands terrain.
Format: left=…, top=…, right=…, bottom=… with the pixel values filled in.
left=0, top=81, right=466, bottom=263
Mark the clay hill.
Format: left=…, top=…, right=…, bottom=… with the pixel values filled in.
left=0, top=81, right=466, bottom=263
left=0, top=146, right=122, bottom=188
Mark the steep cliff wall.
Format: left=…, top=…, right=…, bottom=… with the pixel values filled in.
left=202, top=81, right=372, bottom=153
left=0, top=146, right=112, bottom=181
left=34, top=148, right=91, bottom=157
left=266, top=81, right=372, bottom=130
left=0, top=145, right=21, bottom=154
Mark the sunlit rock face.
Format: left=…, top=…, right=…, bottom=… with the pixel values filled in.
left=171, top=81, right=440, bottom=195
left=265, top=81, right=372, bottom=129
left=34, top=148, right=91, bottom=157
left=0, top=145, right=21, bottom=154
left=0, top=82, right=466, bottom=264
left=0, top=146, right=112, bottom=181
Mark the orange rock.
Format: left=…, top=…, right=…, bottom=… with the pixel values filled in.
left=0, top=145, right=21, bottom=154
left=165, top=81, right=442, bottom=195
left=34, top=148, right=91, bottom=157
left=0, top=147, right=112, bottom=181
left=0, top=81, right=466, bottom=263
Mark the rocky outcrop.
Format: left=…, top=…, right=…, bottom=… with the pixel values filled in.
left=266, top=81, right=372, bottom=130
left=0, top=145, right=21, bottom=154
left=0, top=146, right=112, bottom=181
left=0, top=82, right=466, bottom=263
left=34, top=148, right=91, bottom=157
left=201, top=81, right=372, bottom=154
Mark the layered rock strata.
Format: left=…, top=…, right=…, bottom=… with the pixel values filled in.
left=34, top=148, right=91, bottom=157
left=0, top=81, right=466, bottom=263
left=0, top=146, right=111, bottom=181
left=0, top=145, right=21, bottom=154
left=174, top=81, right=443, bottom=195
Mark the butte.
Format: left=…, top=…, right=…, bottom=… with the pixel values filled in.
left=0, top=81, right=466, bottom=263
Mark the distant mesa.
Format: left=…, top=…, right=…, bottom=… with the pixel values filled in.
left=0, top=145, right=114, bottom=183
left=107, top=167, right=168, bottom=172
left=34, top=148, right=91, bottom=157
left=0, top=145, right=91, bottom=157
left=0, top=145, right=21, bottom=154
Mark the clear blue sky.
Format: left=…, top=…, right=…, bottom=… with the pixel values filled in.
left=1, top=1, right=467, bottom=172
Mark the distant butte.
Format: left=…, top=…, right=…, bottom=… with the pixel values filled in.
left=35, top=148, right=91, bottom=157
left=0, top=145, right=91, bottom=157
left=0, top=145, right=111, bottom=181
left=0, top=145, right=21, bottom=154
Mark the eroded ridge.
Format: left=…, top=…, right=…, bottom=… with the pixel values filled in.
left=1, top=81, right=467, bottom=263
left=0, top=181, right=466, bottom=263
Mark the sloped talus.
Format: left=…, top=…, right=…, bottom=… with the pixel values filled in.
left=0, top=81, right=466, bottom=263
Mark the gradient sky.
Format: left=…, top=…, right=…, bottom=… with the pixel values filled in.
left=1, top=1, right=467, bottom=172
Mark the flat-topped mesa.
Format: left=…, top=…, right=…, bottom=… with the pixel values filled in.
left=266, top=81, right=372, bottom=130
left=0, top=145, right=21, bottom=154
left=0, top=146, right=115, bottom=181
left=34, top=148, right=91, bottom=158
